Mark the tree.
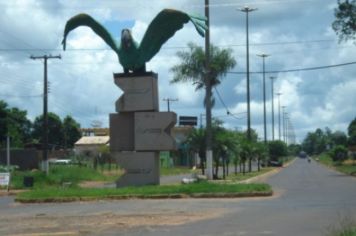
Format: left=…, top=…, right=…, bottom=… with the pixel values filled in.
left=331, top=130, right=348, bottom=146
left=348, top=117, right=356, bottom=145
left=171, top=41, right=236, bottom=179
left=0, top=101, right=9, bottom=146
left=253, top=142, right=268, bottom=171
left=330, top=145, right=348, bottom=163
left=0, top=101, right=32, bottom=148
left=170, top=42, right=236, bottom=106
left=63, top=115, right=81, bottom=148
left=7, top=107, right=32, bottom=147
left=268, top=140, right=288, bottom=162
left=184, top=128, right=206, bottom=174
left=32, top=112, right=64, bottom=149
left=302, top=128, right=328, bottom=155
left=332, top=0, right=356, bottom=43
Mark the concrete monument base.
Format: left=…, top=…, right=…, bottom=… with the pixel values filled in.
left=113, top=151, right=159, bottom=187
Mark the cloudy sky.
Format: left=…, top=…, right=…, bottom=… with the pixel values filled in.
left=0, top=0, right=355, bottom=143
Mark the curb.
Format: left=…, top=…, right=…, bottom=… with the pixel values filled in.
left=239, top=158, right=296, bottom=184
left=15, top=191, right=273, bottom=203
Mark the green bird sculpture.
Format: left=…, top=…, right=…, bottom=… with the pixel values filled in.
left=62, top=9, right=207, bottom=74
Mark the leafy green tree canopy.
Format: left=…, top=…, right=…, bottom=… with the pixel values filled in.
left=268, top=140, right=288, bottom=161
left=63, top=115, right=82, bottom=148
left=332, top=0, right=356, bottom=43
left=170, top=42, right=236, bottom=106
left=348, top=117, right=356, bottom=145
left=0, top=100, right=32, bottom=148
left=32, top=112, right=65, bottom=149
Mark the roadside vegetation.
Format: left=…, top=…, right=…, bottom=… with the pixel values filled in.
left=15, top=181, right=272, bottom=203
left=318, top=154, right=356, bottom=176
left=302, top=117, right=356, bottom=177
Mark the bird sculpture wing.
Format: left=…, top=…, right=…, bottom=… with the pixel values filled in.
left=137, top=9, right=207, bottom=64
left=61, top=13, right=119, bottom=52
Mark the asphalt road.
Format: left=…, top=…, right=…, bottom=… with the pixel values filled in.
left=1, top=158, right=355, bottom=236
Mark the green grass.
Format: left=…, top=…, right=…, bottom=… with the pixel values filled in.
left=9, top=165, right=118, bottom=189
left=317, top=154, right=356, bottom=176
left=226, top=167, right=275, bottom=182
left=160, top=166, right=198, bottom=176
left=15, top=181, right=272, bottom=202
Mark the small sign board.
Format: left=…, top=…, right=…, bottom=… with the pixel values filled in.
left=0, top=172, right=10, bottom=186
left=179, top=116, right=197, bottom=126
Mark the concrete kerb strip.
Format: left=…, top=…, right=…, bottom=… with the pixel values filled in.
left=239, top=158, right=297, bottom=184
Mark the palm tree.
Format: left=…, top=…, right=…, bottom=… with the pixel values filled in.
left=170, top=42, right=236, bottom=106
left=171, top=43, right=236, bottom=178
left=184, top=128, right=206, bottom=174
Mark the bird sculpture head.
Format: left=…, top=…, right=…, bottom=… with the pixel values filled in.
left=121, top=29, right=133, bottom=50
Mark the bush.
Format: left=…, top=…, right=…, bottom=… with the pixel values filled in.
left=330, top=145, right=348, bottom=164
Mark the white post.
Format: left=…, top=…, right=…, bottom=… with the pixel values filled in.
left=206, top=150, right=213, bottom=180
left=6, top=136, right=10, bottom=170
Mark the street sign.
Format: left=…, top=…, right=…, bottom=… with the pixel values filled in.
left=179, top=116, right=198, bottom=126
left=0, top=172, right=10, bottom=186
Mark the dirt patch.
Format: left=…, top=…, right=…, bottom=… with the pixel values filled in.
left=0, top=209, right=226, bottom=235
left=78, top=181, right=111, bottom=188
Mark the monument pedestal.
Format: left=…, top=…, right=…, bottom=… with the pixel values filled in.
left=113, top=152, right=159, bottom=187
left=110, top=72, right=176, bottom=187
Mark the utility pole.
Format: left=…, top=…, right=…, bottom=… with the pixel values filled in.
left=257, top=53, right=269, bottom=143
left=6, top=135, right=10, bottom=170
left=30, top=54, right=61, bottom=175
left=270, top=76, right=276, bottom=140
left=162, top=98, right=178, bottom=112
left=282, top=106, right=286, bottom=143
left=239, top=6, right=257, bottom=141
left=205, top=0, right=213, bottom=180
left=276, top=92, right=282, bottom=140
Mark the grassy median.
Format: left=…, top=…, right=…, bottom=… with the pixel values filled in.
left=15, top=182, right=272, bottom=203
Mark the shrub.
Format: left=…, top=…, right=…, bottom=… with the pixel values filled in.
left=330, top=145, right=348, bottom=164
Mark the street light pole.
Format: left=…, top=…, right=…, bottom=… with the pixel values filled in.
left=205, top=0, right=213, bottom=180
left=257, top=53, right=269, bottom=143
left=282, top=106, right=286, bottom=143
left=239, top=6, right=257, bottom=141
left=276, top=92, right=282, bottom=140
left=270, top=76, right=276, bottom=140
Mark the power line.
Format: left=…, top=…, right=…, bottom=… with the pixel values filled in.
left=228, top=61, right=356, bottom=75
left=0, top=94, right=42, bottom=98
left=0, top=39, right=337, bottom=52
left=214, top=87, right=246, bottom=120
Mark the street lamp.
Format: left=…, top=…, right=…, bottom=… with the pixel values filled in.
left=276, top=92, right=282, bottom=140
left=239, top=6, right=257, bottom=141
left=257, top=53, right=269, bottom=143
left=270, top=76, right=276, bottom=140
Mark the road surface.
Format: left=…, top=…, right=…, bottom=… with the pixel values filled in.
left=0, top=158, right=355, bottom=236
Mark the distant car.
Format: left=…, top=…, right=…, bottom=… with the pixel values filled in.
left=268, top=160, right=283, bottom=167
left=49, top=159, right=72, bottom=165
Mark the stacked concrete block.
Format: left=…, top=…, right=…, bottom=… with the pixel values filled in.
left=110, top=72, right=176, bottom=187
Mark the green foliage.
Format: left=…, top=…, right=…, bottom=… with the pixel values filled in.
left=32, top=113, right=65, bottom=149
left=268, top=140, right=288, bottom=161
left=348, top=117, right=356, bottom=145
left=332, top=0, right=356, bottom=43
left=0, top=100, right=32, bottom=148
left=63, top=115, right=81, bottom=148
left=170, top=42, right=236, bottom=107
left=330, top=145, right=349, bottom=163
left=288, top=144, right=302, bottom=156
left=10, top=165, right=115, bottom=189
left=16, top=182, right=272, bottom=202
